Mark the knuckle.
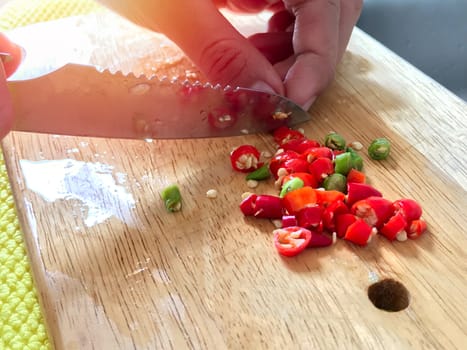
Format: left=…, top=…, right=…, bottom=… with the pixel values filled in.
left=199, top=38, right=248, bottom=84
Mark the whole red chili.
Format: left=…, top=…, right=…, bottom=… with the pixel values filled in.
left=273, top=226, right=312, bottom=257
left=230, top=145, right=261, bottom=173
left=346, top=182, right=382, bottom=206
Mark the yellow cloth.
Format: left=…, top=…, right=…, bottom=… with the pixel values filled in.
left=0, top=1, right=103, bottom=349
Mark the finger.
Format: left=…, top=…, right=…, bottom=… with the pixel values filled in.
left=283, top=0, right=341, bottom=108
left=267, top=9, right=295, bottom=32
left=248, top=31, right=293, bottom=64
left=99, top=0, right=284, bottom=94
left=0, top=33, right=23, bottom=77
left=337, top=0, right=363, bottom=60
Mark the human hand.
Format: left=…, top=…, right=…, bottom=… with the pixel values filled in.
left=0, top=33, right=22, bottom=139
left=99, top=0, right=362, bottom=109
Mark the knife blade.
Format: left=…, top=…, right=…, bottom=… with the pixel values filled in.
left=7, top=63, right=311, bottom=139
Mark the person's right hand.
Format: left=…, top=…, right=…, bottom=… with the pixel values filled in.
left=0, top=33, right=23, bottom=139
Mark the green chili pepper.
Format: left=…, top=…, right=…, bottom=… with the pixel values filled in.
left=324, top=132, right=346, bottom=150
left=323, top=173, right=347, bottom=193
left=280, top=177, right=304, bottom=198
left=246, top=164, right=271, bottom=181
left=334, top=152, right=353, bottom=175
left=348, top=148, right=363, bottom=171
left=160, top=184, right=182, bottom=212
left=368, top=138, right=391, bottom=160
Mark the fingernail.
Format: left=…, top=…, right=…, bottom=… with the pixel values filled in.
left=250, top=81, right=276, bottom=95
left=303, top=96, right=317, bottom=111
left=0, top=52, right=12, bottom=63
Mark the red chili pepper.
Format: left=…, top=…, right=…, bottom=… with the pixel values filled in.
left=281, top=158, right=310, bottom=175
left=346, top=168, right=366, bottom=184
left=269, top=150, right=300, bottom=179
left=392, top=199, right=422, bottom=223
left=316, top=190, right=346, bottom=207
left=281, top=172, right=318, bottom=189
left=322, top=200, right=349, bottom=231
left=308, top=157, right=334, bottom=184
left=230, top=145, right=261, bottom=173
left=308, top=233, right=333, bottom=248
left=281, top=215, right=298, bottom=228
left=273, top=126, right=304, bottom=146
left=302, top=147, right=333, bottom=162
left=351, top=196, right=394, bottom=228
left=282, top=186, right=318, bottom=215
left=380, top=213, right=407, bottom=241
left=296, top=205, right=324, bottom=230
left=344, top=219, right=374, bottom=246
left=273, top=226, right=312, bottom=257
left=281, top=138, right=321, bottom=154
left=346, top=182, right=382, bottom=206
left=406, top=219, right=427, bottom=239
left=239, top=194, right=283, bottom=219
left=332, top=149, right=346, bottom=158
left=335, top=213, right=357, bottom=238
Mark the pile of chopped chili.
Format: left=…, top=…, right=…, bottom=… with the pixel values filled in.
left=232, top=127, right=427, bottom=257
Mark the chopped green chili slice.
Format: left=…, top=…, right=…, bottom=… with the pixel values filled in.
left=323, top=173, right=347, bottom=193
left=324, top=132, right=346, bottom=150
left=161, top=184, right=182, bottom=212
left=368, top=138, right=391, bottom=160
left=280, top=177, right=304, bottom=198
left=246, top=164, right=271, bottom=181
left=334, top=152, right=353, bottom=175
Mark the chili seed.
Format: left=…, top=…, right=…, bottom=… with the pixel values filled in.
left=247, top=179, right=259, bottom=188
left=206, top=189, right=218, bottom=199
left=368, top=138, right=391, bottom=160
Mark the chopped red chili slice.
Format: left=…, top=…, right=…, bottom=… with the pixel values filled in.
left=346, top=182, right=382, bottom=206
left=230, top=145, right=261, bottom=173
left=273, top=226, right=312, bottom=257
left=344, top=219, right=374, bottom=246
left=351, top=196, right=394, bottom=228
left=281, top=138, right=321, bottom=153
left=269, top=150, right=301, bottom=179
left=392, top=199, right=422, bottom=223
left=282, top=186, right=318, bottom=215
left=346, top=168, right=366, bottom=184
left=308, top=157, right=334, bottom=184
left=281, top=172, right=318, bottom=189
left=308, top=233, right=333, bottom=248
left=335, top=213, right=357, bottom=238
left=322, top=200, right=349, bottom=231
left=406, top=219, right=427, bottom=239
left=380, top=213, right=407, bottom=241
left=296, top=205, right=324, bottom=230
left=281, top=215, right=298, bottom=228
left=302, top=147, right=333, bottom=162
left=273, top=126, right=304, bottom=146
left=240, top=194, right=283, bottom=219
left=316, top=190, right=346, bottom=207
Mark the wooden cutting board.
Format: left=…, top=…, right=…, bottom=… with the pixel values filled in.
left=3, top=10, right=467, bottom=350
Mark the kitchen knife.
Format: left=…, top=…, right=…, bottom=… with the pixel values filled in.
left=7, top=63, right=311, bottom=139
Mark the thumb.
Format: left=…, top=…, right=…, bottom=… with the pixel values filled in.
left=0, top=33, right=23, bottom=138
left=99, top=0, right=284, bottom=94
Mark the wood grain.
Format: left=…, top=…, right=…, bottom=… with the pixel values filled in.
left=2, top=11, right=467, bottom=350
